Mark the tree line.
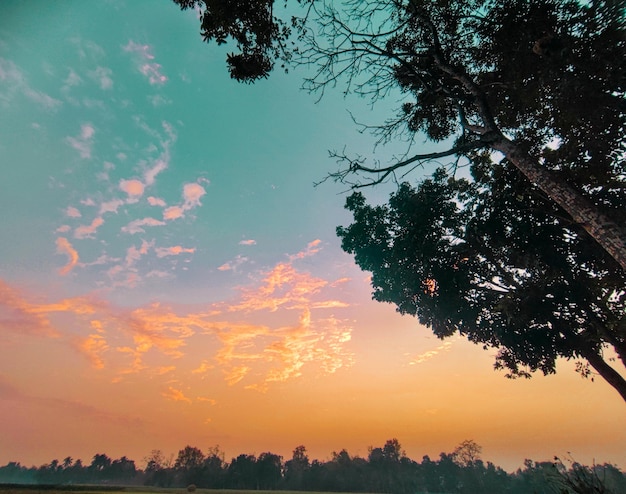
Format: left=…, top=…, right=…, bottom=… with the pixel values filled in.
left=1, top=439, right=625, bottom=494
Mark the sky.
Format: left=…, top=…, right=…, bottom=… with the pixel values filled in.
left=0, top=0, right=624, bottom=473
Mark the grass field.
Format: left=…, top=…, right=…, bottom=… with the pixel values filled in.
left=0, top=486, right=364, bottom=494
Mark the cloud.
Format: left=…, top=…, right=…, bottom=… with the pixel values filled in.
left=144, top=158, right=167, bottom=186
left=0, top=58, right=62, bottom=110
left=148, top=196, right=166, bottom=207
left=99, top=199, right=124, bottom=215
left=66, top=123, right=95, bottom=159
left=217, top=255, right=248, bottom=272
left=163, top=206, right=183, bottom=221
left=0, top=241, right=354, bottom=389
left=155, top=246, right=196, bottom=258
left=289, top=239, right=322, bottom=261
left=239, top=239, right=257, bottom=246
left=408, top=340, right=454, bottom=365
left=89, top=66, right=113, bottom=90
left=126, top=239, right=154, bottom=267
left=123, top=41, right=167, bottom=85
left=162, top=386, right=192, bottom=404
left=65, top=206, right=81, bottom=218
left=56, top=237, right=80, bottom=275
left=121, top=217, right=165, bottom=234
left=76, top=333, right=109, bottom=369
left=74, top=216, right=104, bottom=239
left=119, top=179, right=144, bottom=202
left=183, top=182, right=206, bottom=209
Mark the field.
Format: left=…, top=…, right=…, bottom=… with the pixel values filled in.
left=0, top=486, right=364, bottom=494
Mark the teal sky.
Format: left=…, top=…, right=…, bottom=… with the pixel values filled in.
left=1, top=0, right=624, bottom=472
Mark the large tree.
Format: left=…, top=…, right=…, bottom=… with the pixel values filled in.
left=174, top=0, right=626, bottom=397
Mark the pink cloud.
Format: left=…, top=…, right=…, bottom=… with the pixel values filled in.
left=144, top=159, right=167, bottom=185
left=123, top=41, right=167, bottom=85
left=290, top=239, right=322, bottom=260
left=183, top=182, right=206, bottom=209
left=65, top=206, right=81, bottom=218
left=155, top=246, right=196, bottom=258
left=119, top=179, right=144, bottom=201
left=218, top=255, right=248, bottom=272
left=239, top=239, right=257, bottom=246
left=74, top=216, right=104, bottom=239
left=121, top=217, right=165, bottom=234
left=56, top=237, right=79, bottom=275
left=99, top=199, right=124, bottom=215
left=148, top=196, right=166, bottom=207
left=163, top=206, right=183, bottom=221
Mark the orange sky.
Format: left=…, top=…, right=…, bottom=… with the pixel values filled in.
left=1, top=243, right=624, bottom=472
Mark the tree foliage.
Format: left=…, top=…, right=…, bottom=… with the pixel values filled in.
left=171, top=0, right=313, bottom=82
left=173, top=0, right=626, bottom=398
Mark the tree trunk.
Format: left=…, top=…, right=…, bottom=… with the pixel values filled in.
left=579, top=347, right=626, bottom=402
left=492, top=137, right=626, bottom=272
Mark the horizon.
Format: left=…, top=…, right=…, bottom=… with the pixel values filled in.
left=0, top=0, right=624, bottom=475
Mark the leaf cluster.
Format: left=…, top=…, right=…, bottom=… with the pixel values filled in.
left=337, top=158, right=626, bottom=378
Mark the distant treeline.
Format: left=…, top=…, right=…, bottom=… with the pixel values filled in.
left=1, top=439, right=624, bottom=494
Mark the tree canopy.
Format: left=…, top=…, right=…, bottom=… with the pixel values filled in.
left=173, top=0, right=626, bottom=399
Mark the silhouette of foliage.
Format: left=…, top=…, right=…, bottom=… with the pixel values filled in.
left=1, top=440, right=625, bottom=493
left=171, top=0, right=313, bottom=82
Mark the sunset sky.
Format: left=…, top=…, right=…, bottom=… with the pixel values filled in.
left=0, top=0, right=624, bottom=473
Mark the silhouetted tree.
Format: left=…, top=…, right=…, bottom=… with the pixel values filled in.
left=171, top=0, right=314, bottom=82
left=174, top=0, right=626, bottom=400
left=175, top=446, right=206, bottom=486
left=338, top=164, right=626, bottom=399
left=227, top=454, right=257, bottom=489
left=256, top=452, right=283, bottom=489
left=284, top=445, right=310, bottom=489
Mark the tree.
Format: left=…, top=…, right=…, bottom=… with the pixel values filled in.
left=337, top=166, right=626, bottom=400
left=452, top=440, right=482, bottom=468
left=308, top=0, right=626, bottom=271
left=171, top=0, right=314, bottom=82
left=175, top=0, right=626, bottom=397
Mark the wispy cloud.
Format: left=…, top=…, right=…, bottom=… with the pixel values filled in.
left=155, top=246, right=196, bottom=258
left=74, top=216, right=104, bottom=239
left=121, top=217, right=166, bottom=234
left=0, top=242, right=354, bottom=390
left=217, top=255, right=249, bottom=272
left=65, top=206, right=82, bottom=218
left=408, top=340, right=455, bottom=365
left=123, top=41, right=167, bottom=85
left=66, top=123, right=95, bottom=159
left=239, top=239, right=257, bottom=246
left=56, top=237, right=80, bottom=275
left=89, top=66, right=113, bottom=90
left=162, top=386, right=192, bottom=404
left=0, top=58, right=62, bottom=110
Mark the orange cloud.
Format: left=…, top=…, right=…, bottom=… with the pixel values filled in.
left=76, top=333, right=109, bottom=369
left=56, top=237, right=79, bottom=275
left=162, top=386, right=191, bottom=403
left=408, top=340, right=455, bottom=365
